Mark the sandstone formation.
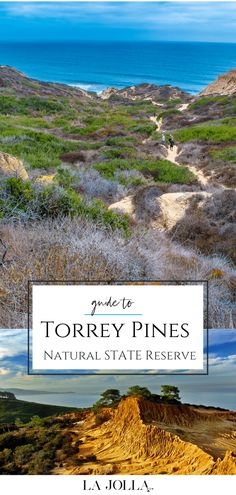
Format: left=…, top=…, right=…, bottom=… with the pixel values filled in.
left=200, top=69, right=236, bottom=96
left=0, top=151, right=28, bottom=179
left=57, top=397, right=236, bottom=475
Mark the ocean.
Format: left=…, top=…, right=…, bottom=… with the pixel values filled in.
left=15, top=392, right=235, bottom=411
left=1, top=41, right=236, bottom=94
left=15, top=393, right=99, bottom=409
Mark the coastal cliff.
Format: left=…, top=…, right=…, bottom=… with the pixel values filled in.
left=200, top=69, right=236, bottom=96
left=57, top=396, right=236, bottom=475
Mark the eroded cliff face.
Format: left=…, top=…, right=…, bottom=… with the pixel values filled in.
left=57, top=397, right=236, bottom=475
left=200, top=69, right=236, bottom=96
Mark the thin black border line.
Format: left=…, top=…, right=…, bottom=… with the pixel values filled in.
left=29, top=279, right=209, bottom=283
left=28, top=279, right=209, bottom=376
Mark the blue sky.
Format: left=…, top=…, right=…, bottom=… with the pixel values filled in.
left=0, top=2, right=236, bottom=42
left=0, top=329, right=236, bottom=410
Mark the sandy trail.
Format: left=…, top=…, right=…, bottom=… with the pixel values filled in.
left=111, top=107, right=210, bottom=225
left=164, top=144, right=209, bottom=186
left=178, top=102, right=190, bottom=112
left=150, top=115, right=162, bottom=131
left=149, top=108, right=209, bottom=186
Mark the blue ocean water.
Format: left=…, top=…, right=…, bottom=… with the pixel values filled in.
left=15, top=393, right=98, bottom=409
left=1, top=41, right=236, bottom=94
left=15, top=392, right=235, bottom=411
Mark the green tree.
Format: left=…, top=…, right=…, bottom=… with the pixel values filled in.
left=127, top=386, right=151, bottom=398
left=92, top=389, right=121, bottom=410
left=100, top=389, right=121, bottom=405
left=161, top=385, right=180, bottom=402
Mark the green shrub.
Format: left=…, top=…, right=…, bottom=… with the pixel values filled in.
left=174, top=125, right=236, bottom=143
left=27, top=450, right=55, bottom=475
left=14, top=444, right=36, bottom=467
left=95, top=158, right=194, bottom=184
left=132, top=123, right=156, bottom=135
left=0, top=96, right=21, bottom=114
left=189, top=95, right=229, bottom=109
left=20, top=96, right=64, bottom=114
left=0, top=127, right=80, bottom=168
left=54, top=167, right=75, bottom=189
left=105, top=136, right=137, bottom=146
left=158, top=109, right=181, bottom=119
left=5, top=177, right=34, bottom=205
left=167, top=98, right=182, bottom=107
left=0, top=115, right=52, bottom=129
left=0, top=95, right=64, bottom=115
left=151, top=130, right=162, bottom=142
left=103, top=146, right=136, bottom=159
left=117, top=174, right=145, bottom=187
left=0, top=178, right=130, bottom=234
left=0, top=448, right=12, bottom=467
left=210, top=146, right=236, bottom=163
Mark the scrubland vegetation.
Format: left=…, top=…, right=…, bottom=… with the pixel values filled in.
left=0, top=217, right=235, bottom=328
left=0, top=415, right=78, bottom=474
left=0, top=397, right=77, bottom=424
left=0, top=69, right=235, bottom=329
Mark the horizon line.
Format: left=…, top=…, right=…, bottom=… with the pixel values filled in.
left=1, top=39, right=236, bottom=44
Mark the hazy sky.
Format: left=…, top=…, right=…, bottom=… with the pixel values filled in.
left=0, top=329, right=235, bottom=410
left=0, top=2, right=236, bottom=42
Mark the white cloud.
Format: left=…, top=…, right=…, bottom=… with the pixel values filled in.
left=0, top=368, right=11, bottom=376
left=0, top=329, right=26, bottom=358
left=0, top=328, right=235, bottom=410
left=2, top=2, right=236, bottom=27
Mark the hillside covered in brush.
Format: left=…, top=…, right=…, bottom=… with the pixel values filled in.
left=0, top=395, right=78, bottom=425
left=0, top=66, right=235, bottom=328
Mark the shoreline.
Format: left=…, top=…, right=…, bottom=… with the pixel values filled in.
left=0, top=65, right=201, bottom=96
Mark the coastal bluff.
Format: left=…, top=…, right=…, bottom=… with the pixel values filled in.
left=200, top=68, right=236, bottom=96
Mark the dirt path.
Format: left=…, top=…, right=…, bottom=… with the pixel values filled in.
left=164, top=144, right=209, bottom=186
left=111, top=107, right=210, bottom=225
left=149, top=110, right=209, bottom=186
left=150, top=115, right=162, bottom=131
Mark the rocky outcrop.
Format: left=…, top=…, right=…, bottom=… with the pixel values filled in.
left=156, top=191, right=211, bottom=229
left=101, top=83, right=191, bottom=102
left=200, top=69, right=236, bottom=96
left=109, top=195, right=135, bottom=218
left=109, top=190, right=212, bottom=228
left=0, top=151, right=28, bottom=179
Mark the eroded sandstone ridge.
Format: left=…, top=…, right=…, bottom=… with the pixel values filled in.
left=200, top=69, right=236, bottom=96
left=56, top=397, right=236, bottom=475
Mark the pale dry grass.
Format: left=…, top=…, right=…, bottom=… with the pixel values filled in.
left=0, top=218, right=235, bottom=328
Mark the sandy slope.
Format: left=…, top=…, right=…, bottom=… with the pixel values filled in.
left=156, top=191, right=211, bottom=230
